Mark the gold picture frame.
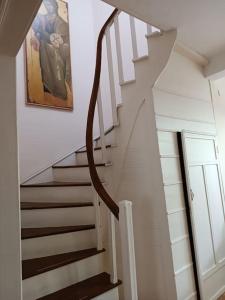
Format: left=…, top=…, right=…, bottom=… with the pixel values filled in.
left=25, top=0, right=73, bottom=110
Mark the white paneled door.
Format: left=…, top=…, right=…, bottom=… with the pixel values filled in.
left=181, top=132, right=225, bottom=299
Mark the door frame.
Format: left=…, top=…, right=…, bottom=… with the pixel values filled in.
left=177, top=131, right=203, bottom=300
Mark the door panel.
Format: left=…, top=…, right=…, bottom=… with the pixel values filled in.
left=181, top=132, right=225, bottom=299
left=189, top=165, right=215, bottom=275
left=185, top=137, right=216, bottom=163
left=204, top=164, right=225, bottom=263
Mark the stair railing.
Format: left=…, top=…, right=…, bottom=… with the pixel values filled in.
left=85, top=9, right=124, bottom=293
left=86, top=8, right=120, bottom=219
left=86, top=8, right=156, bottom=300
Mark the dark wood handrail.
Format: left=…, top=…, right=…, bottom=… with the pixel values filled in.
left=86, top=8, right=119, bottom=220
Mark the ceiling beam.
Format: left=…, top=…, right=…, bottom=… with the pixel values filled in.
left=174, top=42, right=208, bottom=67
left=204, top=51, right=225, bottom=80
left=0, top=0, right=42, bottom=56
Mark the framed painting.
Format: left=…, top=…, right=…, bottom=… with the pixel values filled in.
left=25, top=0, right=73, bottom=110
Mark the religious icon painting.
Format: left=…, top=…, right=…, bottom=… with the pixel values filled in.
left=25, top=0, right=73, bottom=110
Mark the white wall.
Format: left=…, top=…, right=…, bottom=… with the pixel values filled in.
left=211, top=78, right=225, bottom=182
left=154, top=49, right=217, bottom=299
left=17, top=0, right=98, bottom=182
left=0, top=55, right=22, bottom=300
left=154, top=50, right=216, bottom=134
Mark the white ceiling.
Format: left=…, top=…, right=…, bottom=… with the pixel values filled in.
left=104, top=0, right=225, bottom=59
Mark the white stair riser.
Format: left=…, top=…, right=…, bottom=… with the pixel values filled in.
left=23, top=253, right=105, bottom=300
left=21, top=207, right=95, bottom=228
left=20, top=186, right=93, bottom=203
left=22, top=230, right=96, bottom=260
left=93, top=287, right=119, bottom=300
left=95, top=130, right=115, bottom=148
left=53, top=167, right=107, bottom=182
left=76, top=149, right=112, bottom=165
left=134, top=56, right=150, bottom=83
left=120, top=81, right=138, bottom=107
left=54, top=153, right=77, bottom=167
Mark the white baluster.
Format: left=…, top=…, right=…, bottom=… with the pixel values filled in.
left=108, top=211, right=118, bottom=284
left=129, top=16, right=138, bottom=60
left=93, top=189, right=103, bottom=251
left=97, top=90, right=107, bottom=164
left=106, top=29, right=119, bottom=126
left=119, top=200, right=138, bottom=300
left=114, top=16, right=124, bottom=84
left=146, top=24, right=153, bottom=54
left=147, top=24, right=152, bottom=37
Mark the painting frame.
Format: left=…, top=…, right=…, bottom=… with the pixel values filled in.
left=25, top=0, right=74, bottom=111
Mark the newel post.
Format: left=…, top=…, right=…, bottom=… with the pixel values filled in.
left=119, top=200, right=138, bottom=300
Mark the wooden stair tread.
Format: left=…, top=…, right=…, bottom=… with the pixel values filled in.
left=37, top=272, right=121, bottom=300
left=52, top=163, right=106, bottom=169
left=76, top=144, right=112, bottom=154
left=21, top=181, right=92, bottom=188
left=23, top=248, right=105, bottom=279
left=21, top=202, right=93, bottom=210
left=21, top=225, right=95, bottom=240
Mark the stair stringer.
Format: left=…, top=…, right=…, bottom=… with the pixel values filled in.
left=108, top=29, right=178, bottom=299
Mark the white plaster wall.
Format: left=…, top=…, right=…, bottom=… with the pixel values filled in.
left=17, top=0, right=97, bottom=182
left=211, top=78, right=225, bottom=185
left=154, top=50, right=216, bottom=133
left=0, top=55, right=22, bottom=300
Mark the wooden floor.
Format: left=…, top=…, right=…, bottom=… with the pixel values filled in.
left=218, top=294, right=225, bottom=300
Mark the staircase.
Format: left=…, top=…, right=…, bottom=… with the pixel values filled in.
left=20, top=131, right=121, bottom=300
left=19, top=7, right=177, bottom=300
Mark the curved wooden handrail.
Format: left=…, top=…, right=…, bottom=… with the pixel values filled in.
left=86, top=8, right=119, bottom=220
